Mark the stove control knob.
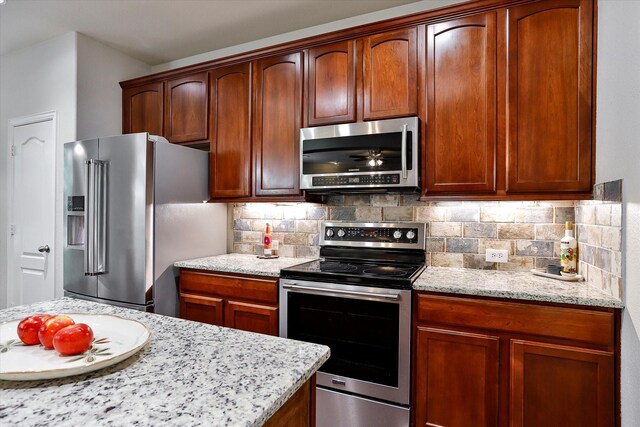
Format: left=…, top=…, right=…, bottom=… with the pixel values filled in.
left=337, top=229, right=346, bottom=238
left=393, top=230, right=402, bottom=239
left=326, top=229, right=335, bottom=238
left=406, top=230, right=416, bottom=240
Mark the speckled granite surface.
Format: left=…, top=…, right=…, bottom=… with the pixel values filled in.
left=175, top=253, right=311, bottom=277
left=414, top=267, right=624, bottom=308
left=0, top=298, right=329, bottom=426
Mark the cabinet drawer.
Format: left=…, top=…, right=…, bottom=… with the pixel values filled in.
left=180, top=270, right=278, bottom=304
left=417, top=293, right=614, bottom=347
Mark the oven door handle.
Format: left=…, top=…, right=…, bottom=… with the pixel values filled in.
left=282, top=283, right=401, bottom=301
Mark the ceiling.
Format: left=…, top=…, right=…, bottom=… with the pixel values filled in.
left=0, top=0, right=423, bottom=66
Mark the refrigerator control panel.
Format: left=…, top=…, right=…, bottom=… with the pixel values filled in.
left=67, top=196, right=85, bottom=212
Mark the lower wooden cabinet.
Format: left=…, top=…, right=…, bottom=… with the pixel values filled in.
left=414, top=327, right=499, bottom=427
left=413, top=293, right=619, bottom=427
left=179, top=269, right=278, bottom=336
left=510, top=340, right=614, bottom=427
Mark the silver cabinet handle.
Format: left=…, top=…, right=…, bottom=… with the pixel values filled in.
left=85, top=160, right=108, bottom=276
left=38, top=245, right=50, bottom=253
left=401, top=123, right=408, bottom=180
left=282, top=283, right=400, bottom=301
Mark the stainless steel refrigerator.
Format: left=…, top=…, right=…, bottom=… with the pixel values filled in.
left=63, top=133, right=226, bottom=316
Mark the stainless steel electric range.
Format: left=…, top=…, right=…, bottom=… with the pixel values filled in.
left=279, top=221, right=426, bottom=427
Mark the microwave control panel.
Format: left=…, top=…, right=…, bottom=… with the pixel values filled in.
left=312, top=174, right=400, bottom=187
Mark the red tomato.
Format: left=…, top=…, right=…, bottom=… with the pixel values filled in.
left=16, top=314, right=53, bottom=345
left=38, top=315, right=75, bottom=349
left=53, top=323, right=94, bottom=356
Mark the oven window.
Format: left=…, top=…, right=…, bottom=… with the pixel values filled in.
left=302, top=132, right=413, bottom=175
left=287, top=292, right=399, bottom=387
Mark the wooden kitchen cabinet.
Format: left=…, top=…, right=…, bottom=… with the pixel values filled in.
left=209, top=64, right=252, bottom=199
left=306, top=40, right=356, bottom=126
left=164, top=72, right=209, bottom=144
left=179, top=269, right=279, bottom=336
left=122, top=82, right=164, bottom=135
left=425, top=13, right=497, bottom=194
left=252, top=52, right=303, bottom=197
left=505, top=0, right=593, bottom=193
left=413, top=293, right=619, bottom=427
left=510, top=340, right=614, bottom=427
left=363, top=27, right=418, bottom=120
left=414, top=327, right=499, bottom=427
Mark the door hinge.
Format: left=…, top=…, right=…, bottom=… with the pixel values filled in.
left=10, top=145, right=16, bottom=156
left=10, top=225, right=16, bottom=236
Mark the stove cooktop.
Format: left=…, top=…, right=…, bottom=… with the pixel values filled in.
left=280, top=258, right=425, bottom=290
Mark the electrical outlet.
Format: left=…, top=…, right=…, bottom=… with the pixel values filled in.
left=486, top=249, right=509, bottom=263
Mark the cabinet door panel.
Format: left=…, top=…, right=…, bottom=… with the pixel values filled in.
left=363, top=27, right=418, bottom=120
left=225, top=301, right=278, bottom=336
left=506, top=0, right=593, bottom=192
left=510, top=340, right=614, bottom=427
left=123, top=82, right=164, bottom=135
left=415, top=327, right=499, bottom=427
left=179, top=293, right=224, bottom=326
left=426, top=13, right=497, bottom=193
left=307, top=41, right=356, bottom=125
left=165, top=72, right=208, bottom=143
left=253, top=53, right=303, bottom=196
left=210, top=64, right=252, bottom=198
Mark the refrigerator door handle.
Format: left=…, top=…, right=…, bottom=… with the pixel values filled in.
left=85, top=159, right=108, bottom=275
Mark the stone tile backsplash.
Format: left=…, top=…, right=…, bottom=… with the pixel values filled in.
left=231, top=185, right=623, bottom=299
left=575, top=184, right=623, bottom=299
left=231, top=196, right=577, bottom=272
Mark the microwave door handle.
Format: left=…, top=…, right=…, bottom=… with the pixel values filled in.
left=282, top=283, right=401, bottom=301
left=401, top=123, right=408, bottom=180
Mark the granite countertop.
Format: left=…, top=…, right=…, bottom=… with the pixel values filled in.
left=0, top=298, right=329, bottom=426
left=175, top=253, right=311, bottom=277
left=414, top=267, right=624, bottom=309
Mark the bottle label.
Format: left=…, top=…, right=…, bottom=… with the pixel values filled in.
left=560, top=244, right=578, bottom=273
left=264, top=235, right=272, bottom=249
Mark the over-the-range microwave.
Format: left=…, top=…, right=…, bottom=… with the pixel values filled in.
left=300, top=117, right=420, bottom=193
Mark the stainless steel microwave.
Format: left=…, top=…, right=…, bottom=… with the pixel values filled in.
left=300, top=117, right=420, bottom=193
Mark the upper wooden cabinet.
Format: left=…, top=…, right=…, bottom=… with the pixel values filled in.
left=363, top=27, right=418, bottom=120
left=122, top=82, right=164, bottom=135
left=121, top=0, right=596, bottom=201
left=253, top=52, right=303, bottom=197
left=506, top=0, right=593, bottom=193
left=306, top=40, right=356, bottom=126
left=164, top=72, right=209, bottom=144
left=209, top=64, right=252, bottom=199
left=425, top=13, right=497, bottom=194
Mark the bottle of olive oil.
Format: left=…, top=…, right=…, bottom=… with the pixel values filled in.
left=560, top=221, right=578, bottom=273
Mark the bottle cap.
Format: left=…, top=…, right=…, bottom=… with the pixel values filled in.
left=565, top=221, right=574, bottom=230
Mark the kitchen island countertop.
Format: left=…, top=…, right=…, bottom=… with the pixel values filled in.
left=175, top=253, right=311, bottom=277
left=414, top=267, right=624, bottom=309
left=0, top=298, right=329, bottom=426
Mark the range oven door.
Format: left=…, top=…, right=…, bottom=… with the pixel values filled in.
left=279, top=278, right=412, bottom=405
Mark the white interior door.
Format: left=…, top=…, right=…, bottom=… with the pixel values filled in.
left=8, top=113, right=56, bottom=307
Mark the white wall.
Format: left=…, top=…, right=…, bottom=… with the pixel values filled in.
left=76, top=33, right=150, bottom=140
left=0, top=32, right=78, bottom=308
left=152, top=0, right=462, bottom=73
left=0, top=32, right=151, bottom=308
left=595, top=2, right=640, bottom=425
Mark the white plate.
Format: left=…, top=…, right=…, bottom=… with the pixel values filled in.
left=0, top=314, right=150, bottom=381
